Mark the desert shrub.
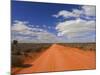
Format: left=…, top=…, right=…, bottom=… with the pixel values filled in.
left=11, top=55, right=25, bottom=67
left=12, top=40, right=18, bottom=45
left=34, top=47, right=42, bottom=52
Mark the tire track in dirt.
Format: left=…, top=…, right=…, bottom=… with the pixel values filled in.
left=15, top=44, right=96, bottom=74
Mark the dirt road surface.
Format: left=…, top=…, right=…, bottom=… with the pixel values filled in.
left=14, top=44, right=96, bottom=74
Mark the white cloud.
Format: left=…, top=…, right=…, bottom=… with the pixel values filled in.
left=11, top=20, right=58, bottom=43
left=56, top=18, right=96, bottom=39
left=43, top=25, right=46, bottom=28
left=53, top=5, right=96, bottom=19
left=12, top=19, right=96, bottom=43
left=53, top=5, right=96, bottom=42
left=12, top=20, right=30, bottom=32
left=82, top=5, right=96, bottom=16
left=53, top=10, right=80, bottom=18
left=72, top=9, right=83, bottom=15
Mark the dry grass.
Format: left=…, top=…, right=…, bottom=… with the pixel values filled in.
left=11, top=43, right=96, bottom=67
left=59, top=43, right=96, bottom=51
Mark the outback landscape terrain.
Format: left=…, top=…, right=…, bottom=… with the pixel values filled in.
left=11, top=41, right=96, bottom=75
left=11, top=1, right=96, bottom=75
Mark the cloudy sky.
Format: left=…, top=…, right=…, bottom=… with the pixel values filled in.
left=11, top=0, right=96, bottom=43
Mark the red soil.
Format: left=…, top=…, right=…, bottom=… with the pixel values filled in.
left=13, top=44, right=96, bottom=74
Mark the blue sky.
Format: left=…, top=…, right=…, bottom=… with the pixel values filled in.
left=12, top=1, right=81, bottom=34
left=11, top=0, right=96, bottom=43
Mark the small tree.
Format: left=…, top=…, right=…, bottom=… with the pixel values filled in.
left=13, top=40, right=18, bottom=45
left=12, top=40, right=20, bottom=55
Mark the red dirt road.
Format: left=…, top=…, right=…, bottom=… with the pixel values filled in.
left=15, top=44, right=96, bottom=74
